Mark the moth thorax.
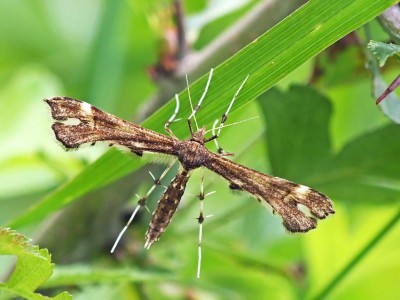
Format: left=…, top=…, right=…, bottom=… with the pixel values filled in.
left=190, top=127, right=206, bottom=144
left=176, top=140, right=207, bottom=170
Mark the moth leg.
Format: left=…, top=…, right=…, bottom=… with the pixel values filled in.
left=110, top=159, right=177, bottom=253
left=208, top=74, right=249, bottom=155
left=165, top=94, right=180, bottom=139
left=196, top=167, right=215, bottom=279
left=187, top=68, right=214, bottom=135
left=196, top=168, right=205, bottom=279
left=209, top=119, right=233, bottom=156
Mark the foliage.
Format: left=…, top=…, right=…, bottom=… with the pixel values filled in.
left=0, top=228, right=71, bottom=300
left=368, top=40, right=400, bottom=66
left=368, top=40, right=400, bottom=122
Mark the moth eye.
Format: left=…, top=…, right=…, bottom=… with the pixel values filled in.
left=91, top=142, right=96, bottom=146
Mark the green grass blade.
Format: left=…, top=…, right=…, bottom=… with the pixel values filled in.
left=8, top=0, right=396, bottom=228
left=311, top=208, right=400, bottom=300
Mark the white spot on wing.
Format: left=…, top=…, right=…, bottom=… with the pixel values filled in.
left=81, top=102, right=92, bottom=114
left=295, top=185, right=310, bottom=196
left=297, top=203, right=312, bottom=217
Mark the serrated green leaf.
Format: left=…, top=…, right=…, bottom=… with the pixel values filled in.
left=374, top=73, right=400, bottom=123
left=0, top=228, right=71, bottom=300
left=7, top=0, right=397, bottom=228
left=367, top=40, right=400, bottom=123
left=368, top=40, right=400, bottom=67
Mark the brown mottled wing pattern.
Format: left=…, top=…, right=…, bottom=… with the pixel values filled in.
left=145, top=169, right=191, bottom=248
left=45, top=97, right=176, bottom=156
left=205, top=152, right=334, bottom=232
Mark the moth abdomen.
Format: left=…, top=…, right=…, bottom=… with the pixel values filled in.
left=144, top=169, right=191, bottom=249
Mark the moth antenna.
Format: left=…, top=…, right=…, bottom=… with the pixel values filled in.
left=188, top=68, right=214, bottom=134
left=110, top=159, right=177, bottom=253
left=165, top=94, right=180, bottom=138
left=206, top=116, right=259, bottom=135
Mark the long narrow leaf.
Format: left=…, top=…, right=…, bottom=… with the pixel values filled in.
left=9, top=0, right=397, bottom=228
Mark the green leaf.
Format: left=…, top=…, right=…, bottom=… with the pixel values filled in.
left=258, top=86, right=333, bottom=182
left=309, top=208, right=400, bottom=299
left=43, top=265, right=172, bottom=288
left=258, top=85, right=400, bottom=203
left=373, top=73, right=400, bottom=123
left=0, top=228, right=71, bottom=300
left=368, top=40, right=400, bottom=67
left=258, top=85, right=400, bottom=297
left=321, top=124, right=400, bottom=202
left=367, top=41, right=400, bottom=123
left=7, top=0, right=397, bottom=228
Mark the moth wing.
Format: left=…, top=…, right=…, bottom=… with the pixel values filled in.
left=205, top=152, right=334, bottom=232
left=45, top=97, right=175, bottom=155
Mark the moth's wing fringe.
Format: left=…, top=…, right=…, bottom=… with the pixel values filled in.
left=205, top=153, right=334, bottom=232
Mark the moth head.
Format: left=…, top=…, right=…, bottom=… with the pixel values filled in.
left=191, top=126, right=206, bottom=144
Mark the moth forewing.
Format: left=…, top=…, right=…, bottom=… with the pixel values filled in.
left=204, top=152, right=334, bottom=232
left=45, top=97, right=176, bottom=155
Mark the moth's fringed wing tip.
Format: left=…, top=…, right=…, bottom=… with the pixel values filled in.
left=45, top=97, right=93, bottom=149
left=44, top=96, right=85, bottom=122
left=278, top=185, right=335, bottom=233
left=44, top=97, right=58, bottom=119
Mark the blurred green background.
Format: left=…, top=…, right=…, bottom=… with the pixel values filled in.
left=0, top=0, right=399, bottom=299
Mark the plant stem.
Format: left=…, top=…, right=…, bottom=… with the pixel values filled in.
left=312, top=208, right=400, bottom=300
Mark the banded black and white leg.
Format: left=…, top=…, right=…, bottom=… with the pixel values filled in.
left=110, top=159, right=177, bottom=253
left=111, top=96, right=182, bottom=253
left=184, top=68, right=216, bottom=278
left=164, top=94, right=181, bottom=139
left=209, top=75, right=249, bottom=155
left=196, top=167, right=215, bottom=278
left=187, top=68, right=214, bottom=134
